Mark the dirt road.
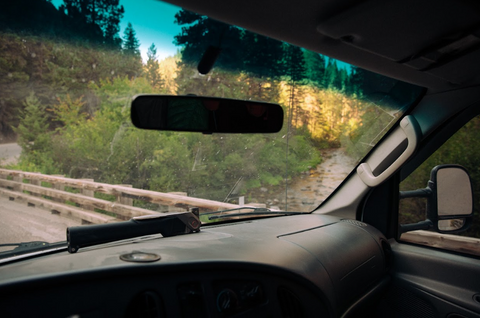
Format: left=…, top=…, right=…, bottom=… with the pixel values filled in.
left=285, top=148, right=357, bottom=211
left=0, top=143, right=21, bottom=166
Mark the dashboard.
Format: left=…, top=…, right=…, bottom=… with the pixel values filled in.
left=0, top=214, right=391, bottom=317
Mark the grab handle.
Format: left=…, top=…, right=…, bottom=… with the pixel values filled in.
left=357, top=116, right=419, bottom=187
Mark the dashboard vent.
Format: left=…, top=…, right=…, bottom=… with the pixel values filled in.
left=277, top=286, right=303, bottom=318
left=125, top=291, right=164, bottom=318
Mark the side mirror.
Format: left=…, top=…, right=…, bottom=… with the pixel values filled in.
left=399, top=164, right=474, bottom=234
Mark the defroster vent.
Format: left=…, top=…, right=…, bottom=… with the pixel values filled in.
left=125, top=291, right=164, bottom=318
left=278, top=286, right=304, bottom=318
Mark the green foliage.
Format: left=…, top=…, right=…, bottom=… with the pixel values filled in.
left=48, top=76, right=156, bottom=181
left=14, top=93, right=50, bottom=152
left=12, top=93, right=57, bottom=173
left=92, top=76, right=155, bottom=111
left=49, top=94, right=87, bottom=127
left=142, top=134, right=192, bottom=191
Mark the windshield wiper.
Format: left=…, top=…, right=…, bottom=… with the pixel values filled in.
left=0, top=241, right=66, bottom=259
left=204, top=207, right=305, bottom=220
left=67, top=210, right=201, bottom=253
left=0, top=241, right=50, bottom=250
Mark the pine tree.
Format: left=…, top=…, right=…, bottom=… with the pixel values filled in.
left=303, top=50, right=326, bottom=87
left=242, top=31, right=285, bottom=79
left=338, top=68, right=348, bottom=92
left=325, top=60, right=340, bottom=90
left=13, top=93, right=53, bottom=168
left=174, top=9, right=244, bottom=72
left=145, top=43, right=164, bottom=90
left=123, top=22, right=140, bottom=56
left=285, top=45, right=306, bottom=82
left=100, top=0, right=125, bottom=48
left=284, top=44, right=306, bottom=129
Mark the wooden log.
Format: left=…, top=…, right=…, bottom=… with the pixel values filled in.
left=116, top=184, right=133, bottom=206
left=401, top=230, right=480, bottom=256
left=29, top=173, right=42, bottom=197
left=80, top=179, right=95, bottom=197
left=79, top=178, right=94, bottom=209
left=12, top=174, right=22, bottom=192
left=51, top=174, right=66, bottom=203
left=168, top=192, right=188, bottom=212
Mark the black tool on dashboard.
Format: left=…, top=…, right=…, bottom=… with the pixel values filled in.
left=67, top=210, right=201, bottom=253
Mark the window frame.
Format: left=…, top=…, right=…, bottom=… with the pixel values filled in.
left=396, top=104, right=480, bottom=257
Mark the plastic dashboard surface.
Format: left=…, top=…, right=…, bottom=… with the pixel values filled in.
left=0, top=214, right=389, bottom=317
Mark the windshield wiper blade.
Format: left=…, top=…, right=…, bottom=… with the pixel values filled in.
left=0, top=241, right=52, bottom=250
left=67, top=210, right=201, bottom=254
left=0, top=241, right=66, bottom=258
left=205, top=207, right=305, bottom=220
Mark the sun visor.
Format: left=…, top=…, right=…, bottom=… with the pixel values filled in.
left=420, top=48, right=480, bottom=85
left=316, top=0, right=480, bottom=62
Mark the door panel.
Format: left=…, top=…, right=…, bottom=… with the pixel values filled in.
left=375, top=240, right=480, bottom=318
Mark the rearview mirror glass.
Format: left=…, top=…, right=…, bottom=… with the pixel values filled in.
left=432, top=165, right=473, bottom=233
left=131, top=95, right=284, bottom=133
left=436, top=166, right=472, bottom=216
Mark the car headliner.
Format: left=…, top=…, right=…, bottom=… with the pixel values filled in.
left=163, top=0, right=480, bottom=93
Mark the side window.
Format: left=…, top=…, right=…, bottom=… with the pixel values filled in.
left=399, top=115, right=480, bottom=256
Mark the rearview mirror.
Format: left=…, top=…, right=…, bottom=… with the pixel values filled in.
left=131, top=95, right=284, bottom=133
left=399, top=164, right=474, bottom=234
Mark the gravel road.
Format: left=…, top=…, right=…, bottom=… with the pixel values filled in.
left=0, top=143, right=21, bottom=166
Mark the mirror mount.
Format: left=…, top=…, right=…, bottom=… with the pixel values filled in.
left=399, top=219, right=433, bottom=233
left=399, top=164, right=474, bottom=234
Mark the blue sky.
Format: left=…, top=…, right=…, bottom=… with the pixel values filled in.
left=119, top=0, right=182, bottom=61
left=51, top=0, right=183, bottom=61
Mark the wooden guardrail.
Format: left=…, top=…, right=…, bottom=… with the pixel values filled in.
left=0, top=169, right=239, bottom=224
left=400, top=230, right=480, bottom=256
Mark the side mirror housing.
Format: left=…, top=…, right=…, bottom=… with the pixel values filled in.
left=399, top=164, right=474, bottom=234
left=428, top=165, right=474, bottom=233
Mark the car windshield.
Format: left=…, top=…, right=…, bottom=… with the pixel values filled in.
left=0, top=0, right=423, bottom=258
